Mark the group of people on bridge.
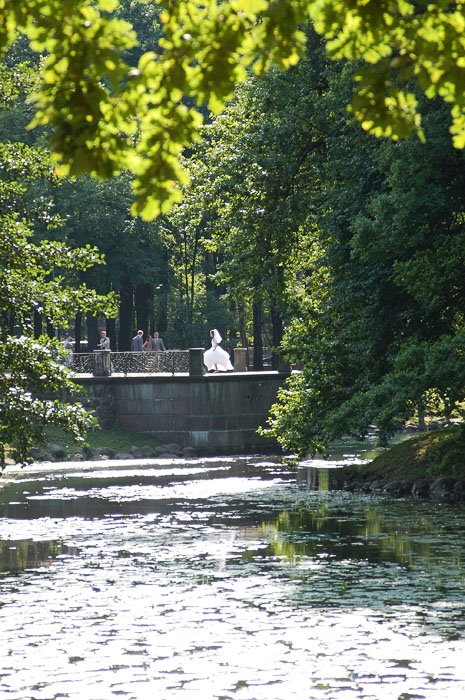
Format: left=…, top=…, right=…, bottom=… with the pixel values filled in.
left=129, top=330, right=166, bottom=352
left=92, top=329, right=167, bottom=353
left=63, top=327, right=234, bottom=373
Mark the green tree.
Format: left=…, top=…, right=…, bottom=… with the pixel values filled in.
left=3, top=1, right=465, bottom=219
left=48, top=174, right=169, bottom=349
left=0, top=182, right=117, bottom=467
left=0, top=63, right=116, bottom=468
left=173, top=30, right=329, bottom=365
left=265, top=85, right=465, bottom=457
left=0, top=220, right=116, bottom=469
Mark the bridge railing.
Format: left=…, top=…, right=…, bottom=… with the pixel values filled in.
left=70, top=347, right=289, bottom=377
left=71, top=350, right=190, bottom=376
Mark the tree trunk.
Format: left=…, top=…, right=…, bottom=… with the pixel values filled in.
left=46, top=318, right=55, bottom=339
left=106, top=318, right=116, bottom=352
left=237, top=303, right=248, bottom=348
left=118, top=277, right=133, bottom=351
left=252, top=297, right=263, bottom=371
left=74, top=312, right=82, bottom=352
left=155, top=249, right=169, bottom=334
left=270, top=302, right=284, bottom=370
left=33, top=310, right=42, bottom=339
left=86, top=313, right=99, bottom=351
left=135, top=282, right=151, bottom=338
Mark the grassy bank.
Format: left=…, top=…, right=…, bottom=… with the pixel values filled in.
left=348, top=426, right=465, bottom=485
left=8, top=423, right=465, bottom=473
left=33, top=426, right=166, bottom=461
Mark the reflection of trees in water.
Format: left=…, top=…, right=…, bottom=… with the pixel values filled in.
left=297, top=467, right=331, bottom=491
left=260, top=503, right=445, bottom=568
left=0, top=539, right=69, bottom=573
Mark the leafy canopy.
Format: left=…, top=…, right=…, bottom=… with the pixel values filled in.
left=2, top=1, right=465, bottom=218
left=0, top=210, right=117, bottom=468
left=0, top=62, right=117, bottom=468
left=263, top=85, right=465, bottom=457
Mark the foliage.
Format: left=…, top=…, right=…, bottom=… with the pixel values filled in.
left=0, top=63, right=117, bottom=468
left=307, top=0, right=465, bottom=146
left=0, top=337, right=94, bottom=468
left=50, top=174, right=167, bottom=296
left=2, top=1, right=465, bottom=219
left=0, top=209, right=116, bottom=467
left=263, top=81, right=465, bottom=457
left=167, top=33, right=330, bottom=352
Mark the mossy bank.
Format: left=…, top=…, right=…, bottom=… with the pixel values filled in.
left=342, top=426, right=465, bottom=501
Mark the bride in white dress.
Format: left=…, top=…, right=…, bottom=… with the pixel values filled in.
left=203, top=329, right=234, bottom=372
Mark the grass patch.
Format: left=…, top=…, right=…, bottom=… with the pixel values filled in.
left=350, top=426, right=465, bottom=483
left=45, top=426, right=163, bottom=456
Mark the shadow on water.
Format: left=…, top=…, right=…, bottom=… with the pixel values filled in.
left=0, top=458, right=294, bottom=520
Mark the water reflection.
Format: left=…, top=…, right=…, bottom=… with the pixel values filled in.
left=298, top=465, right=332, bottom=490
left=0, top=452, right=464, bottom=699
left=0, top=538, right=74, bottom=573
left=261, top=503, right=442, bottom=567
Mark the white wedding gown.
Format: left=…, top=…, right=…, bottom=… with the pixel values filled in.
left=203, top=331, right=234, bottom=372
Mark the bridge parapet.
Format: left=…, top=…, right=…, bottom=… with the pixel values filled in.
left=72, top=350, right=190, bottom=376
left=71, top=347, right=290, bottom=378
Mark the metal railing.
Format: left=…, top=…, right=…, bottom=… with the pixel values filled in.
left=71, top=350, right=190, bottom=376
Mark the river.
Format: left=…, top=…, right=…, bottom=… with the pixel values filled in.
left=1, top=445, right=464, bottom=699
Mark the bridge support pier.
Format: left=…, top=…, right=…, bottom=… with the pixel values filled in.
left=93, top=350, right=111, bottom=377
left=233, top=347, right=248, bottom=371
left=189, top=348, right=205, bottom=376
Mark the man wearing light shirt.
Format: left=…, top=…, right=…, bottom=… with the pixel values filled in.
left=97, top=330, right=110, bottom=350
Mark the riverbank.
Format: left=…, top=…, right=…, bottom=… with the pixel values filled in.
left=26, top=426, right=195, bottom=462
left=9, top=424, right=465, bottom=498
left=342, top=426, right=465, bottom=500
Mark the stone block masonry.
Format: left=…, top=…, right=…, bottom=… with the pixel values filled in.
left=74, top=372, right=287, bottom=454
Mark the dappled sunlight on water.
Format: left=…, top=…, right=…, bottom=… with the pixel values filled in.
left=1, top=449, right=465, bottom=699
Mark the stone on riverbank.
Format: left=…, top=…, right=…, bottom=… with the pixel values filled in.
left=46, top=442, right=67, bottom=460
left=383, top=479, right=414, bottom=497
left=412, top=478, right=430, bottom=498
left=25, top=436, right=197, bottom=464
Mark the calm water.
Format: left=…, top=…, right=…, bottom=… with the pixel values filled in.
left=1, top=448, right=465, bottom=700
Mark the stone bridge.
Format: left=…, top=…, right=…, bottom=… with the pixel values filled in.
left=73, top=369, right=290, bottom=455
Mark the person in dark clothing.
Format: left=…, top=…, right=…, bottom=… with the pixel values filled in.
left=131, top=330, right=144, bottom=351
left=151, top=332, right=166, bottom=351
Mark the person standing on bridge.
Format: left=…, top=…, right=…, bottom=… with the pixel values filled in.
left=131, top=330, right=144, bottom=352
left=63, top=335, right=74, bottom=367
left=97, top=330, right=110, bottom=350
left=203, top=329, right=234, bottom=373
left=151, top=331, right=166, bottom=351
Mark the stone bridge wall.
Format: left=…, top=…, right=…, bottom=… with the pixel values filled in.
left=74, top=372, right=287, bottom=454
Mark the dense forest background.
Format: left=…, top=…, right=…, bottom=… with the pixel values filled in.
left=3, top=2, right=465, bottom=460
